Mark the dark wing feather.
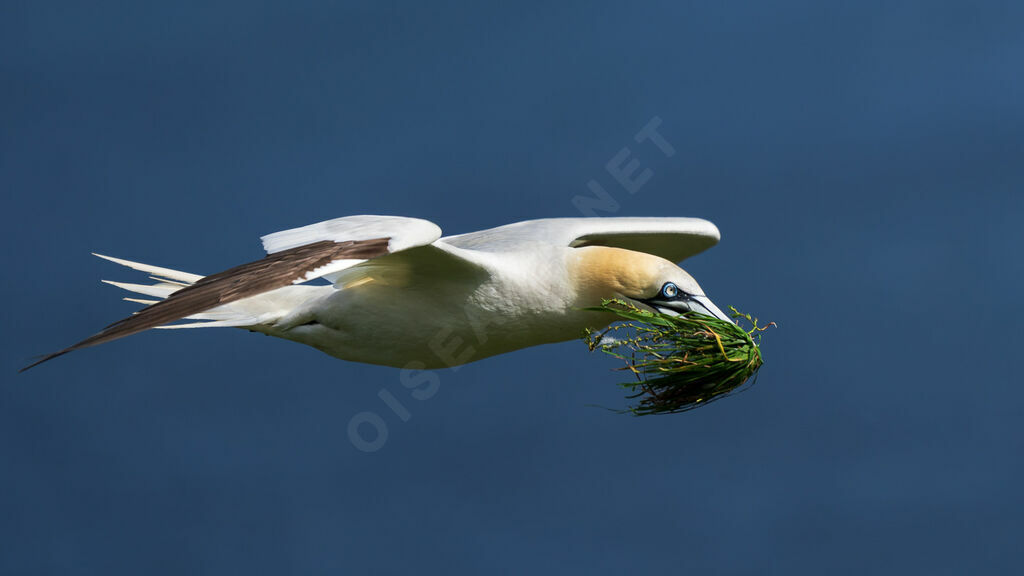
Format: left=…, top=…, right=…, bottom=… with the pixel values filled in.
left=20, top=238, right=390, bottom=372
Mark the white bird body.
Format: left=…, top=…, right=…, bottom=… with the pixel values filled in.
left=23, top=216, right=731, bottom=372
left=276, top=244, right=597, bottom=368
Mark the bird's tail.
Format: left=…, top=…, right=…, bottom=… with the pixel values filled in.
left=19, top=253, right=331, bottom=372
left=93, top=253, right=292, bottom=329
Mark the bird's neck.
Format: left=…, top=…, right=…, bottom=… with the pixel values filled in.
left=567, top=246, right=657, bottom=306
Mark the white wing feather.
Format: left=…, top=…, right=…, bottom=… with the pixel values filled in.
left=260, top=215, right=443, bottom=284
left=261, top=215, right=441, bottom=254
left=441, top=217, right=720, bottom=263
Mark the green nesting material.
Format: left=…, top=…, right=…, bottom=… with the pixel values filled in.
left=584, top=299, right=772, bottom=415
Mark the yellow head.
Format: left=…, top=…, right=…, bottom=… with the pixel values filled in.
left=570, top=246, right=731, bottom=321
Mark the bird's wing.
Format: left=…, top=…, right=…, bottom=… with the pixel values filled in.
left=441, top=217, right=720, bottom=262
left=259, top=215, right=442, bottom=282
left=21, top=215, right=441, bottom=371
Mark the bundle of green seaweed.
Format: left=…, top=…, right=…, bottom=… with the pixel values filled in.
left=584, top=299, right=772, bottom=415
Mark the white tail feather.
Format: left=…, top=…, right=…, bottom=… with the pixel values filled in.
left=148, top=276, right=189, bottom=287
left=97, top=254, right=331, bottom=330
left=93, top=253, right=204, bottom=283
left=155, top=318, right=266, bottom=329
left=124, top=298, right=159, bottom=305
left=102, top=280, right=182, bottom=299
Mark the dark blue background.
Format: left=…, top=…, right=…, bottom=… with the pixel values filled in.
left=4, top=1, right=1022, bottom=573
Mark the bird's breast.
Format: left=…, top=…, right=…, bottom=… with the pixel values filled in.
left=282, top=248, right=598, bottom=368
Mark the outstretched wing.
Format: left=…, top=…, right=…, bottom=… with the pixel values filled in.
left=21, top=215, right=441, bottom=371
left=441, top=217, right=720, bottom=263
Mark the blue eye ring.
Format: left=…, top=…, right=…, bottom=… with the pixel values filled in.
left=660, top=282, right=679, bottom=299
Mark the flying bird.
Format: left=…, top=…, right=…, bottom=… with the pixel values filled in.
left=21, top=216, right=732, bottom=372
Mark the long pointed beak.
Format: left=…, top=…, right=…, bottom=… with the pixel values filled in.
left=688, top=295, right=733, bottom=323
left=646, top=295, right=734, bottom=324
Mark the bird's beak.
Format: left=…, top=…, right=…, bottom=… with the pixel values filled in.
left=645, top=294, right=734, bottom=324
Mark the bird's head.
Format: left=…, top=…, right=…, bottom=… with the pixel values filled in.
left=571, top=246, right=732, bottom=322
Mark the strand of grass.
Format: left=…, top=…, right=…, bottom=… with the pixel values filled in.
left=583, top=299, right=770, bottom=415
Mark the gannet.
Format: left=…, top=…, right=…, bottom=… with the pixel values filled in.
left=21, top=216, right=732, bottom=371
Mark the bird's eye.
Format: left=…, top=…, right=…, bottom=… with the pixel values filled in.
left=660, top=282, right=679, bottom=299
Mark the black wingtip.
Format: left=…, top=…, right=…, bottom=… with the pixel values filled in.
left=19, top=349, right=73, bottom=373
